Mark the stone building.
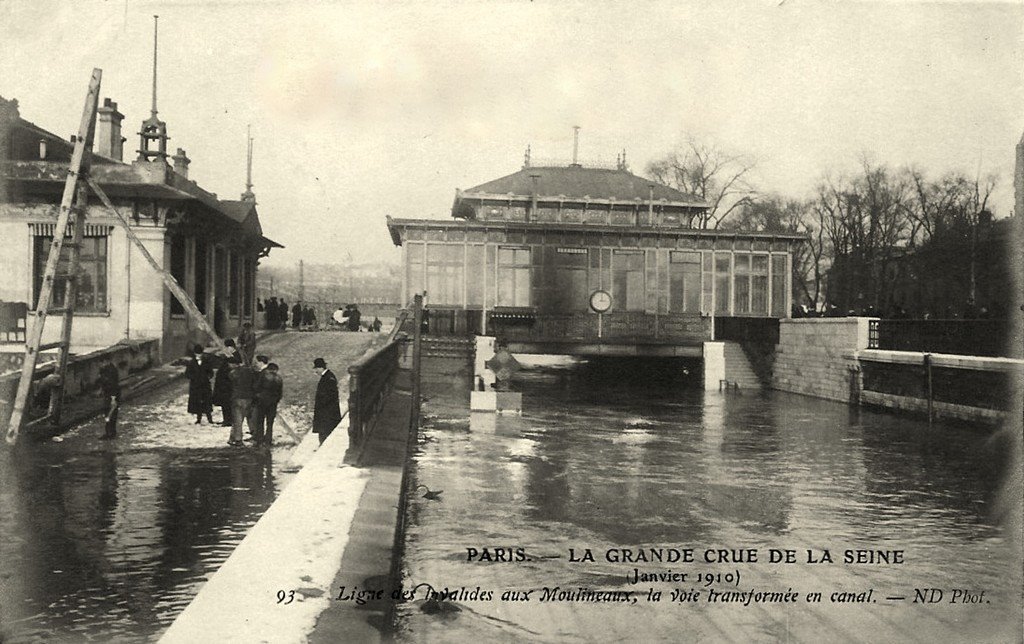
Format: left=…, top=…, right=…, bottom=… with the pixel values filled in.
left=0, top=95, right=281, bottom=361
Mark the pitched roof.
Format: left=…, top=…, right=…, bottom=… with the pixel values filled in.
left=461, top=165, right=706, bottom=206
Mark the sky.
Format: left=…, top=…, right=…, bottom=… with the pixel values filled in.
left=1, top=0, right=1021, bottom=270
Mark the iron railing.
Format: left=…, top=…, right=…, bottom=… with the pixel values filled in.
left=346, top=339, right=403, bottom=446
left=867, top=319, right=1015, bottom=358
left=490, top=310, right=713, bottom=344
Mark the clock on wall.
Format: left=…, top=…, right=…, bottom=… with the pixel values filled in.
left=589, top=289, right=612, bottom=314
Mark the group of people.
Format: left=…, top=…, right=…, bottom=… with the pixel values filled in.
left=185, top=335, right=283, bottom=448
left=257, top=297, right=322, bottom=331
left=258, top=297, right=293, bottom=330
left=331, top=304, right=383, bottom=333
left=95, top=321, right=343, bottom=448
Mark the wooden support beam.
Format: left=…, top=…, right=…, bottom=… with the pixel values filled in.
left=87, top=177, right=226, bottom=352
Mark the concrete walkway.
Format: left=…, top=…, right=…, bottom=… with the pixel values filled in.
left=309, top=371, right=413, bottom=643
left=158, top=333, right=412, bottom=643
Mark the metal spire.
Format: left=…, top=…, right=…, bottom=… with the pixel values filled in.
left=151, top=15, right=159, bottom=117
left=246, top=125, right=253, bottom=192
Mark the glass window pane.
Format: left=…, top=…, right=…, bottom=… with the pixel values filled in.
left=734, top=275, right=750, bottom=314
left=752, top=275, right=768, bottom=314
left=772, top=254, right=788, bottom=317
left=753, top=254, right=769, bottom=274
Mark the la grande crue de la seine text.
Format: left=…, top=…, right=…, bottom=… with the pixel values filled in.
left=465, top=547, right=906, bottom=565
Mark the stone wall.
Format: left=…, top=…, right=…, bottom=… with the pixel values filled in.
left=0, top=338, right=161, bottom=427
left=771, top=318, right=874, bottom=402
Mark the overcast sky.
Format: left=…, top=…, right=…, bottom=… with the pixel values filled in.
left=1, top=0, right=1021, bottom=269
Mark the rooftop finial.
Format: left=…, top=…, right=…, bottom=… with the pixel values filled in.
left=136, top=14, right=169, bottom=162
left=571, top=126, right=580, bottom=166
left=151, top=15, right=159, bottom=117
left=524, top=144, right=531, bottom=168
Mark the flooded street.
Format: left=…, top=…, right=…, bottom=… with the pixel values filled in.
left=0, top=332, right=375, bottom=643
left=398, top=361, right=1022, bottom=643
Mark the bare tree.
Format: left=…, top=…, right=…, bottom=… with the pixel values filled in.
left=646, top=137, right=757, bottom=229
left=727, top=195, right=827, bottom=310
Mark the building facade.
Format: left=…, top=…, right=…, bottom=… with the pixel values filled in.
left=0, top=96, right=280, bottom=361
left=388, top=160, right=803, bottom=355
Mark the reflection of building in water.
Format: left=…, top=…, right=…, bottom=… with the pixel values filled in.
left=388, top=154, right=802, bottom=355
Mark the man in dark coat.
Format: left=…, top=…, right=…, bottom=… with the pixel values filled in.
left=238, top=322, right=257, bottom=365
left=228, top=357, right=256, bottom=446
left=266, top=296, right=278, bottom=329
left=212, top=339, right=240, bottom=426
left=185, top=344, right=214, bottom=424
left=278, top=299, right=289, bottom=330
left=98, top=360, right=121, bottom=439
left=312, top=357, right=341, bottom=445
left=292, top=302, right=302, bottom=329
left=251, top=356, right=284, bottom=447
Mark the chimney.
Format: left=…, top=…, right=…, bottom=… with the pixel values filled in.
left=529, top=173, right=540, bottom=221
left=171, top=148, right=191, bottom=178
left=96, top=98, right=125, bottom=161
left=571, top=126, right=581, bottom=167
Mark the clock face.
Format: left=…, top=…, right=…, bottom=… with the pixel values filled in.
left=589, top=289, right=612, bottom=313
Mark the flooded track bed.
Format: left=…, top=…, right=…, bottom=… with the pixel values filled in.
left=397, top=361, right=1022, bottom=642
left=0, top=332, right=375, bottom=643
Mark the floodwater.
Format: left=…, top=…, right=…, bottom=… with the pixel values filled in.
left=397, top=359, right=1022, bottom=643
left=0, top=386, right=300, bottom=643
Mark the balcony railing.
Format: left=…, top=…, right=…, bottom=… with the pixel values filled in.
left=490, top=310, right=712, bottom=345
left=867, top=319, right=1016, bottom=358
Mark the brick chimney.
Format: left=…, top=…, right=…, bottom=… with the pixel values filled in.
left=172, top=147, right=191, bottom=179
left=96, top=98, right=125, bottom=161
left=0, top=97, right=20, bottom=157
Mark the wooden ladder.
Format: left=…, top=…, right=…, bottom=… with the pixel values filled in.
left=6, top=69, right=227, bottom=445
left=5, top=69, right=101, bottom=444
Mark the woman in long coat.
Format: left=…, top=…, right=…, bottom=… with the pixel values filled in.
left=185, top=344, right=214, bottom=424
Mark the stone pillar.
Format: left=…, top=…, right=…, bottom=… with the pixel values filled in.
left=703, top=341, right=725, bottom=391
left=474, top=335, right=496, bottom=390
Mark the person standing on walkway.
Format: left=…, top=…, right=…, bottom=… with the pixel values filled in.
left=291, top=302, right=302, bottom=329
left=278, top=299, right=289, bottom=330
left=97, top=360, right=121, bottom=439
left=238, top=322, right=257, bottom=365
left=252, top=357, right=283, bottom=447
left=212, top=340, right=239, bottom=426
left=185, top=344, right=214, bottom=425
left=228, top=358, right=256, bottom=447
left=312, top=357, right=341, bottom=445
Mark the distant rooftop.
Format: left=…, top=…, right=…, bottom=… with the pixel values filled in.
left=459, top=164, right=706, bottom=206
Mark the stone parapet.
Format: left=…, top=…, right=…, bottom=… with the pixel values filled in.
left=771, top=318, right=875, bottom=403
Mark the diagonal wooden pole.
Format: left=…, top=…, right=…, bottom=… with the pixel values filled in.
left=86, top=177, right=226, bottom=352
left=6, top=68, right=102, bottom=445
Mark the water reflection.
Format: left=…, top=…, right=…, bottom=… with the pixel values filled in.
left=0, top=440, right=287, bottom=642
left=399, top=359, right=1021, bottom=642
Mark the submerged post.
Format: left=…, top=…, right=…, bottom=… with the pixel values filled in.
left=409, top=294, right=423, bottom=434
left=924, top=353, right=933, bottom=425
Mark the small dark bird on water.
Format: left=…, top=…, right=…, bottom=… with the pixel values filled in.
left=416, top=484, right=443, bottom=500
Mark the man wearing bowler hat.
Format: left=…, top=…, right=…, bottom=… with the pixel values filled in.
left=312, top=357, right=341, bottom=445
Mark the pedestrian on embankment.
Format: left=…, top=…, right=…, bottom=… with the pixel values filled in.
left=97, top=360, right=121, bottom=439
left=213, top=340, right=239, bottom=426
left=251, top=356, right=283, bottom=448
left=228, top=357, right=256, bottom=447
left=238, top=322, right=257, bottom=365
left=185, top=344, right=214, bottom=425
left=312, top=357, right=341, bottom=445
